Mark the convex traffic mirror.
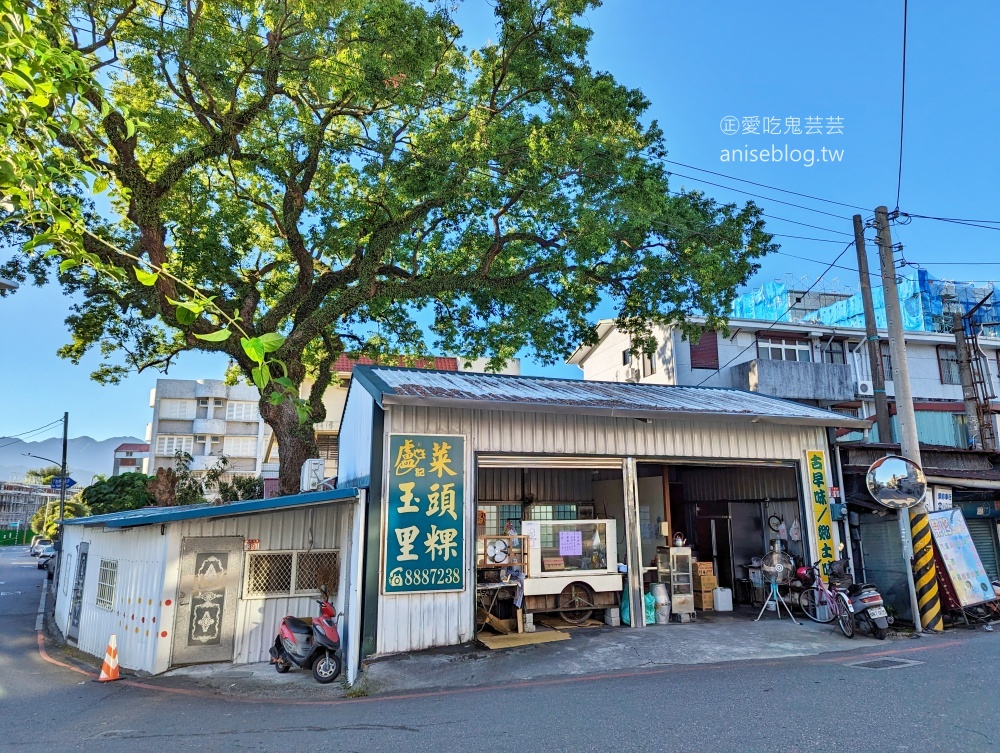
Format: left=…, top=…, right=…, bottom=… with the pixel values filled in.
left=866, top=455, right=928, bottom=510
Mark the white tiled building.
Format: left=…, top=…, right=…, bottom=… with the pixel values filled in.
left=143, top=379, right=269, bottom=478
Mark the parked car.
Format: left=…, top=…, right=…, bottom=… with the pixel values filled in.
left=37, top=545, right=56, bottom=569
left=30, top=539, right=52, bottom=556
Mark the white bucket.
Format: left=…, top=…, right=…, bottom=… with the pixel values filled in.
left=649, top=582, right=669, bottom=606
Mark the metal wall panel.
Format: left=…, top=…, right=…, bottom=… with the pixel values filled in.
left=64, top=525, right=172, bottom=674
left=337, top=385, right=375, bottom=489
left=375, top=404, right=829, bottom=654
left=679, top=466, right=799, bottom=501
left=174, top=503, right=354, bottom=665
left=477, top=468, right=594, bottom=502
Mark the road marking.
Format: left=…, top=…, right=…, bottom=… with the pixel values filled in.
left=0, top=591, right=23, bottom=596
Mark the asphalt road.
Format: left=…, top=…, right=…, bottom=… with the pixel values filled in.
left=1, top=546, right=998, bottom=752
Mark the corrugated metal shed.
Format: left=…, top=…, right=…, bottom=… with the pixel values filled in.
left=352, top=366, right=867, bottom=428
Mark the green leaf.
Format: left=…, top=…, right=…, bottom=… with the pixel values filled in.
left=241, top=337, right=265, bottom=363
left=268, top=391, right=285, bottom=405
left=93, top=176, right=109, bottom=193
left=125, top=119, right=136, bottom=139
left=251, top=363, right=270, bottom=389
left=274, top=376, right=294, bottom=390
left=194, top=329, right=232, bottom=342
left=58, top=258, right=79, bottom=273
left=175, top=305, right=196, bottom=325
left=134, top=267, right=158, bottom=286
left=257, top=332, right=285, bottom=353
left=1, top=69, right=33, bottom=92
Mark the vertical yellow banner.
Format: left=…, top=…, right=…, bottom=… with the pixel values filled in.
left=806, top=450, right=835, bottom=579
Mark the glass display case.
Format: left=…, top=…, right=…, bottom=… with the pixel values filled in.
left=522, top=519, right=618, bottom=577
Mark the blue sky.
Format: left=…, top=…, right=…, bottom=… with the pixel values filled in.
left=3, top=1, right=999, bottom=442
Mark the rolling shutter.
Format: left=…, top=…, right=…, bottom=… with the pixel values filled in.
left=967, top=518, right=999, bottom=581
left=690, top=330, right=719, bottom=370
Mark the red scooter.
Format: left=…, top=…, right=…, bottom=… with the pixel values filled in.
left=269, top=586, right=342, bottom=683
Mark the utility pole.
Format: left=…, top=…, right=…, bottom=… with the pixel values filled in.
left=953, top=312, right=982, bottom=449
left=875, top=206, right=943, bottom=632
left=59, top=411, right=68, bottom=535
left=854, top=214, right=893, bottom=443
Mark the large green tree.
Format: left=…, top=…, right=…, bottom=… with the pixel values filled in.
left=2, top=0, right=775, bottom=494
left=80, top=471, right=155, bottom=515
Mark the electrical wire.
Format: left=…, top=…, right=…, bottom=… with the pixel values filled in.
left=661, top=160, right=867, bottom=212
left=0, top=420, right=65, bottom=451
left=895, top=0, right=908, bottom=210
left=694, top=239, right=856, bottom=387
left=664, top=170, right=853, bottom=220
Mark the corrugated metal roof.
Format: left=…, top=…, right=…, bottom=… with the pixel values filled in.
left=63, top=488, right=359, bottom=529
left=352, top=366, right=868, bottom=428
left=115, top=443, right=149, bottom=453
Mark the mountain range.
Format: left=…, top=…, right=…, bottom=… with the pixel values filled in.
left=0, top=435, right=145, bottom=487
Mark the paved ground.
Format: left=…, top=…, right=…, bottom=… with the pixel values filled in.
left=3, top=545, right=999, bottom=752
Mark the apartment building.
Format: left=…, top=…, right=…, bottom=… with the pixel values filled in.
left=112, top=442, right=149, bottom=476
left=143, top=379, right=269, bottom=478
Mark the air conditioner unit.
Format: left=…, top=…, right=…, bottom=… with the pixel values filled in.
left=624, top=366, right=641, bottom=383
left=299, top=458, right=325, bottom=492
left=856, top=380, right=875, bottom=397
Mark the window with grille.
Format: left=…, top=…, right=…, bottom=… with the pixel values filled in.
left=880, top=341, right=894, bottom=381
left=226, top=401, right=260, bottom=421
left=938, top=346, right=962, bottom=385
left=244, top=550, right=340, bottom=598
left=155, top=435, right=193, bottom=456
left=642, top=350, right=657, bottom=376
left=96, top=559, right=117, bottom=610
left=160, top=399, right=195, bottom=419
left=757, top=336, right=812, bottom=362
left=316, top=434, right=340, bottom=460
left=224, top=436, right=257, bottom=457
left=622, top=349, right=632, bottom=366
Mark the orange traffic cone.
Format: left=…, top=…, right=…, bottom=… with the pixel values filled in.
left=97, top=634, right=120, bottom=682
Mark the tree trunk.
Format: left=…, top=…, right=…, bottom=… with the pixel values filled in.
left=259, top=398, right=320, bottom=497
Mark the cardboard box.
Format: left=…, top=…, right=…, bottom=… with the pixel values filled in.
left=693, top=590, right=714, bottom=610
left=693, top=561, right=715, bottom=576
left=693, top=575, right=718, bottom=590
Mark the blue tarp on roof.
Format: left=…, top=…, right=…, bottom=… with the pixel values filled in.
left=62, top=488, right=359, bottom=529
left=731, top=271, right=1000, bottom=334
left=802, top=270, right=1000, bottom=333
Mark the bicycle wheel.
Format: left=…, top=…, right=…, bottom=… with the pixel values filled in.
left=800, top=588, right=837, bottom=624
left=836, top=594, right=855, bottom=638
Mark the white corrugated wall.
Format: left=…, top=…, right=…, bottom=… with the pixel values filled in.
left=337, top=384, right=375, bottom=489
left=377, top=404, right=830, bottom=654
left=173, top=503, right=354, bottom=665
left=60, top=525, right=172, bottom=674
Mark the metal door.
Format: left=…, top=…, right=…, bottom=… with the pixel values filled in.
left=172, top=537, right=244, bottom=665
left=968, top=519, right=999, bottom=581
left=67, top=543, right=88, bottom=642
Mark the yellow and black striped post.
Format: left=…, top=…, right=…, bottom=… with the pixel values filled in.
left=909, top=506, right=943, bottom=631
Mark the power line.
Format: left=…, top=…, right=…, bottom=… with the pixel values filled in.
left=664, top=170, right=853, bottom=221
left=0, top=420, right=65, bottom=451
left=661, top=160, right=867, bottom=212
left=770, top=234, right=854, bottom=244
left=0, top=419, right=63, bottom=441
left=895, top=0, right=909, bottom=210
left=900, top=213, right=1000, bottom=232
left=694, top=240, right=856, bottom=386
left=758, top=213, right=853, bottom=237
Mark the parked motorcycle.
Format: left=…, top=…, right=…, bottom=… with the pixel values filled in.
left=846, top=582, right=891, bottom=640
left=269, top=586, right=342, bottom=683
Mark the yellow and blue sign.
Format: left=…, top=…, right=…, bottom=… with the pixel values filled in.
left=806, top=450, right=836, bottom=578
left=384, top=434, right=466, bottom=594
